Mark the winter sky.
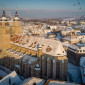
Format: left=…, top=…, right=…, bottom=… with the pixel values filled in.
left=0, top=0, right=85, bottom=19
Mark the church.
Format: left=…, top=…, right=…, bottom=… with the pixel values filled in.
left=0, top=9, right=68, bottom=81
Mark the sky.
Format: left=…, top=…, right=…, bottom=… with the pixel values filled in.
left=0, top=0, right=85, bottom=19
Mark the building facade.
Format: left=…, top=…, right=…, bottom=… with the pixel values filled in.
left=67, top=43, right=85, bottom=66
left=0, top=9, right=68, bottom=81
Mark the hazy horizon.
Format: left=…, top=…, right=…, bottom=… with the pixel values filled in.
left=0, top=0, right=85, bottom=19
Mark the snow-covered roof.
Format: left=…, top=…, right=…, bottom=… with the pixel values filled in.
left=77, top=43, right=85, bottom=47
left=27, top=57, right=37, bottom=64
left=20, top=77, right=45, bottom=85
left=62, top=28, right=73, bottom=31
left=22, top=55, right=31, bottom=62
left=13, top=17, right=20, bottom=21
left=62, top=30, right=79, bottom=41
left=21, top=54, right=37, bottom=64
left=11, top=34, right=66, bottom=56
left=67, top=42, right=85, bottom=53
left=75, top=25, right=85, bottom=28
left=0, top=71, right=22, bottom=85
left=68, top=44, right=78, bottom=50
left=63, top=37, right=79, bottom=42
left=63, top=18, right=76, bottom=21
left=0, top=17, right=7, bottom=21
left=62, top=41, right=70, bottom=47
left=46, top=80, right=80, bottom=85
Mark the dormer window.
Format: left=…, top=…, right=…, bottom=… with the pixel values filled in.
left=80, top=50, right=82, bottom=52
left=77, top=50, right=79, bottom=52
left=46, top=46, right=52, bottom=52
left=83, top=50, right=85, bottom=52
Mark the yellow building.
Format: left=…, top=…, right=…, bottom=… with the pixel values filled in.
left=10, top=8, right=22, bottom=36
left=0, top=9, right=10, bottom=50
left=0, top=8, right=22, bottom=58
left=0, top=9, right=68, bottom=81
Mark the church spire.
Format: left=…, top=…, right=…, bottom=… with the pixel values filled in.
left=2, top=8, right=5, bottom=17
left=15, top=8, right=18, bottom=17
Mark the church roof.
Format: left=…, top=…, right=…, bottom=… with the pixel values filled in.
left=2, top=8, right=5, bottom=17
left=11, top=34, right=66, bottom=56
left=13, top=17, right=20, bottom=21
left=0, top=8, right=7, bottom=21
left=0, top=17, right=7, bottom=21
left=13, top=8, right=20, bottom=21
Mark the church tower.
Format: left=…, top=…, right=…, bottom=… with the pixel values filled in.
left=0, top=8, right=10, bottom=50
left=0, top=8, right=8, bottom=26
left=13, top=8, right=20, bottom=26
left=11, top=8, right=22, bottom=36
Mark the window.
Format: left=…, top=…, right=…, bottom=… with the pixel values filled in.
left=77, top=50, right=79, bottom=52
left=46, top=46, right=52, bottom=52
left=80, top=50, right=82, bottom=52
left=83, top=50, right=85, bottom=52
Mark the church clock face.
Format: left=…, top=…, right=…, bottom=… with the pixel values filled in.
left=80, top=57, right=85, bottom=67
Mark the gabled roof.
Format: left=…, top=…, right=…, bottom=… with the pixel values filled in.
left=63, top=31, right=78, bottom=41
